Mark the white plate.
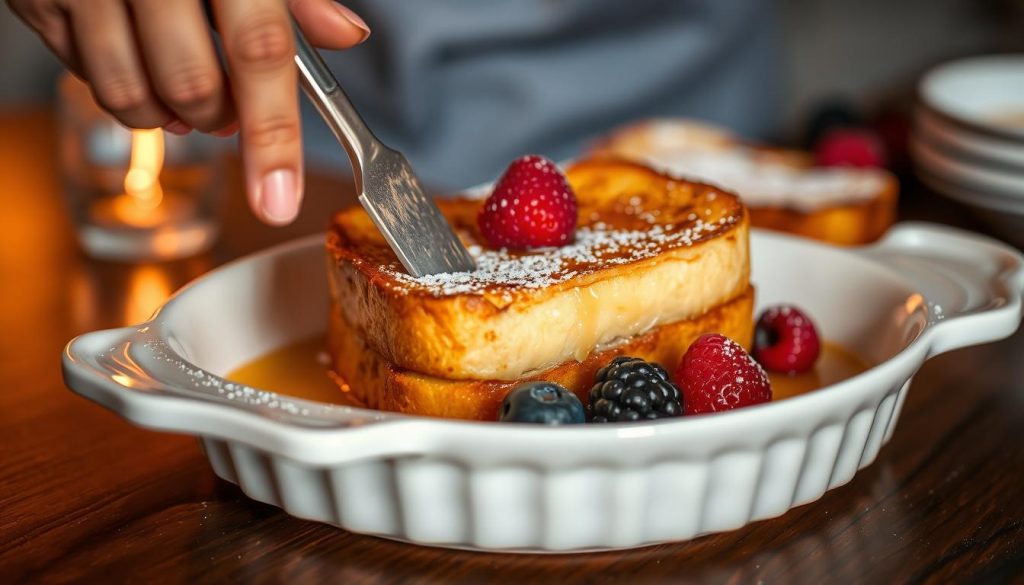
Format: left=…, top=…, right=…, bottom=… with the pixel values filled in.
left=919, top=54, right=1024, bottom=140
left=63, top=225, right=1024, bottom=552
left=910, top=129, right=1024, bottom=247
left=916, top=167, right=1024, bottom=215
left=914, top=107, right=1024, bottom=169
left=916, top=170, right=1024, bottom=248
left=910, top=135, right=1024, bottom=199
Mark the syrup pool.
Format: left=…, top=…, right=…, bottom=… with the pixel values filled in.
left=226, top=336, right=870, bottom=408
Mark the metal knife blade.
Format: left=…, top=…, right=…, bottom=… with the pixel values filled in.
left=291, top=20, right=476, bottom=277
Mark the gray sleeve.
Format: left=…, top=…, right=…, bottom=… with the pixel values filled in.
left=306, top=0, right=782, bottom=190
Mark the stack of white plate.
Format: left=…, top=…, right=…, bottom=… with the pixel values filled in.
left=913, top=55, right=1024, bottom=246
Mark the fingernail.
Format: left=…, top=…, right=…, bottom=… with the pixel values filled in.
left=212, top=122, right=239, bottom=137
left=335, top=4, right=371, bottom=41
left=260, top=169, right=299, bottom=223
left=164, top=119, right=192, bottom=135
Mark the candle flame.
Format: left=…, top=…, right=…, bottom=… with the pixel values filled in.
left=124, top=128, right=164, bottom=209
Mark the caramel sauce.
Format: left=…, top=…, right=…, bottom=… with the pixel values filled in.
left=227, top=337, right=352, bottom=406
left=227, top=336, right=869, bottom=408
left=767, top=342, right=869, bottom=400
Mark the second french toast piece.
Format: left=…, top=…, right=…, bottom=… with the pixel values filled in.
left=328, top=287, right=754, bottom=421
left=590, top=119, right=898, bottom=245
left=326, top=159, right=750, bottom=382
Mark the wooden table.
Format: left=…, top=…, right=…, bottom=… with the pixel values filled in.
left=2, top=107, right=1022, bottom=584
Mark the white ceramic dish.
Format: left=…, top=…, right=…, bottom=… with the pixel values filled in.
left=916, top=170, right=1024, bottom=248
left=915, top=166, right=1024, bottom=216
left=63, top=225, right=1024, bottom=553
left=910, top=136, right=1024, bottom=200
left=914, top=107, right=1024, bottom=169
left=919, top=54, right=1024, bottom=140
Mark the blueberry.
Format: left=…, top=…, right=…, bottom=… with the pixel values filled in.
left=498, top=382, right=586, bottom=425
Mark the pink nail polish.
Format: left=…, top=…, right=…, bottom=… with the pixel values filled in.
left=335, top=4, right=371, bottom=41
left=260, top=169, right=299, bottom=224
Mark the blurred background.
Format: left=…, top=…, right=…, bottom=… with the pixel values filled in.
left=4, top=4, right=1024, bottom=579
left=4, top=0, right=1023, bottom=143
left=1, top=0, right=1023, bottom=328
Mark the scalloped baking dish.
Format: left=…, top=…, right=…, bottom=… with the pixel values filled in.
left=63, top=223, right=1023, bottom=552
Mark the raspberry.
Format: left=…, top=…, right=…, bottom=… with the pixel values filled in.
left=477, top=155, right=578, bottom=249
left=753, top=305, right=821, bottom=374
left=815, top=128, right=887, bottom=168
left=675, top=334, right=772, bottom=415
left=588, top=357, right=683, bottom=422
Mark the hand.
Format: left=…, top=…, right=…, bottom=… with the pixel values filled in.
left=9, top=0, right=370, bottom=224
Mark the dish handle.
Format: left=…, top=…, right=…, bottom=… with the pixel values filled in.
left=62, top=325, right=415, bottom=453
left=862, top=222, right=1024, bottom=357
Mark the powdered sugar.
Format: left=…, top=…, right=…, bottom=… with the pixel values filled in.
left=140, top=339, right=313, bottom=417
left=389, top=218, right=736, bottom=297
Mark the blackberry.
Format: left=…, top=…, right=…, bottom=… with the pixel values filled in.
left=588, top=356, right=683, bottom=422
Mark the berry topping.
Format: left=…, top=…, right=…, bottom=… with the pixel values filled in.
left=753, top=305, right=821, bottom=374
left=815, top=128, right=887, bottom=168
left=498, top=381, right=585, bottom=425
left=478, top=155, right=578, bottom=249
left=588, top=356, right=683, bottom=422
left=675, top=334, right=772, bottom=415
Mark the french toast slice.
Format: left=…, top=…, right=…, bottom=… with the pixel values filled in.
left=328, top=287, right=754, bottom=421
left=326, top=159, right=750, bottom=381
left=590, top=119, right=898, bottom=245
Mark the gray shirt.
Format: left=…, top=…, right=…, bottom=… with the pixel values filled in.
left=307, top=0, right=782, bottom=190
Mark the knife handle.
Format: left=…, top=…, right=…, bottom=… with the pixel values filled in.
left=290, top=19, right=379, bottom=194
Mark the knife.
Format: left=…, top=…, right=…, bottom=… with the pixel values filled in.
left=290, top=21, right=476, bottom=277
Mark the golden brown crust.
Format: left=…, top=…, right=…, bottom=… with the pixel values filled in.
left=746, top=180, right=898, bottom=245
left=327, top=287, right=755, bottom=421
left=327, top=159, right=746, bottom=298
left=326, top=159, right=750, bottom=380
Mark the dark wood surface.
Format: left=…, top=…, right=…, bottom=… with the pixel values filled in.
left=2, top=107, right=1023, bottom=584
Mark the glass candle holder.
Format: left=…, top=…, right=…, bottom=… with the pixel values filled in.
left=59, top=73, right=227, bottom=261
